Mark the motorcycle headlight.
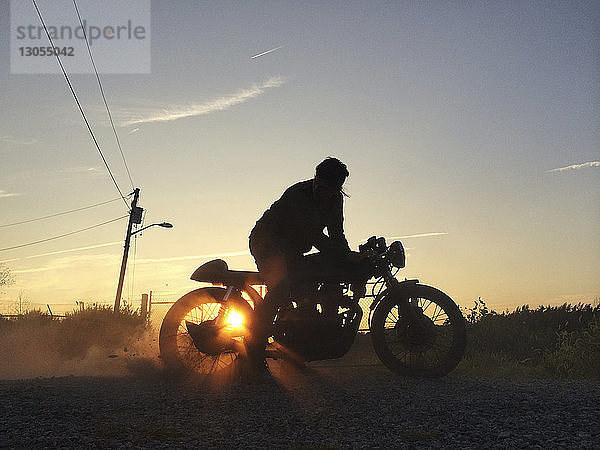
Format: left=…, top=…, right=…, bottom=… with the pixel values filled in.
left=387, top=241, right=406, bottom=268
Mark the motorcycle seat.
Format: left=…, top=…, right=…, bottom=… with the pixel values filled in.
left=190, top=259, right=264, bottom=286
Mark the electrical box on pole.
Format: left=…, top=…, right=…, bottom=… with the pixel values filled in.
left=132, top=206, right=143, bottom=224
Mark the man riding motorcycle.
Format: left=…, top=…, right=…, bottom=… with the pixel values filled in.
left=246, top=157, right=363, bottom=378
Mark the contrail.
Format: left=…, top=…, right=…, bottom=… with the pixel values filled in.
left=145, top=233, right=450, bottom=265
left=251, top=45, right=285, bottom=59
left=24, top=241, right=122, bottom=259
left=386, top=232, right=448, bottom=240
left=0, top=241, right=122, bottom=263
left=547, top=161, right=600, bottom=173
left=136, top=251, right=251, bottom=264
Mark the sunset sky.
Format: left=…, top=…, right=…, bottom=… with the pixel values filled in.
left=1, top=1, right=598, bottom=315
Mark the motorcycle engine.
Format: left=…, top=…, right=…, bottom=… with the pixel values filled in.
left=272, top=289, right=363, bottom=361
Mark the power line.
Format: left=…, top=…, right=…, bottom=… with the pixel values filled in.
left=72, top=0, right=135, bottom=190
left=0, top=197, right=126, bottom=229
left=31, top=0, right=129, bottom=209
left=0, top=215, right=128, bottom=252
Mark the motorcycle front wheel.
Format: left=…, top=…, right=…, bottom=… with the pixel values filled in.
left=159, top=287, right=253, bottom=378
left=371, top=284, right=466, bottom=377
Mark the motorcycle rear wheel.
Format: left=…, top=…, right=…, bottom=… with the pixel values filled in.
left=159, top=287, right=253, bottom=378
left=371, top=284, right=466, bottom=377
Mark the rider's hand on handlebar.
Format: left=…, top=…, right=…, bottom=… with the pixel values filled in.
left=346, top=250, right=365, bottom=264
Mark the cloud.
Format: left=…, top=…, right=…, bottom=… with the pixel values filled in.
left=547, top=161, right=600, bottom=173
left=2, top=166, right=102, bottom=184
left=0, top=190, right=19, bottom=199
left=4, top=253, right=121, bottom=302
left=12, top=267, right=55, bottom=274
left=0, top=134, right=39, bottom=146
left=119, top=76, right=285, bottom=126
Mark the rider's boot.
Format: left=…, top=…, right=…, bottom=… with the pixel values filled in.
left=240, top=344, right=270, bottom=384
left=241, top=299, right=277, bottom=384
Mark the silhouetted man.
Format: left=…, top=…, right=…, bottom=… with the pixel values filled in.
left=247, top=157, right=360, bottom=378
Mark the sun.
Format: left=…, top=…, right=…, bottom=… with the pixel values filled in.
left=225, top=309, right=244, bottom=329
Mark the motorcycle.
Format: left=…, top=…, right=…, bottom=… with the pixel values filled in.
left=159, top=236, right=466, bottom=378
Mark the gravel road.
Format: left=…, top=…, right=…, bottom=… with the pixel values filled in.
left=1, top=361, right=598, bottom=449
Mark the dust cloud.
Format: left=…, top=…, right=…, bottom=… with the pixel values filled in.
left=0, top=317, right=161, bottom=380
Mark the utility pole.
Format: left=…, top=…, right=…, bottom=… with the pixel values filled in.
left=114, top=188, right=142, bottom=311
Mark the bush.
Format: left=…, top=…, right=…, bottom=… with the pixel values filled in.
left=543, top=317, right=600, bottom=378
left=458, top=300, right=600, bottom=379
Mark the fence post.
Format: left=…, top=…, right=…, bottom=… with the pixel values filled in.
left=141, top=293, right=148, bottom=318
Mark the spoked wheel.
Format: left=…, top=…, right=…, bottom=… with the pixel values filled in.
left=371, top=284, right=466, bottom=377
left=159, top=287, right=253, bottom=378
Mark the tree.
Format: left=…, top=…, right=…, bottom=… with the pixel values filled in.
left=0, top=263, right=14, bottom=290
left=12, top=290, right=30, bottom=315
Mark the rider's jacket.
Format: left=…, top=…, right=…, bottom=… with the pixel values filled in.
left=249, top=179, right=351, bottom=259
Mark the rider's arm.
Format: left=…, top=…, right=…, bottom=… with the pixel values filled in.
left=314, top=194, right=351, bottom=258
left=313, top=232, right=350, bottom=258
left=328, top=194, right=350, bottom=249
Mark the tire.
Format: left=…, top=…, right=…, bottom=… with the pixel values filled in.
left=371, top=284, right=466, bottom=377
left=159, top=287, right=253, bottom=378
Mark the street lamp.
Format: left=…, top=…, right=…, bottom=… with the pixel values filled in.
left=131, top=222, right=173, bottom=236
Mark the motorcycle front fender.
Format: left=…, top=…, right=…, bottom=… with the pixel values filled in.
left=367, top=279, right=419, bottom=329
left=368, top=279, right=419, bottom=312
left=183, top=286, right=254, bottom=312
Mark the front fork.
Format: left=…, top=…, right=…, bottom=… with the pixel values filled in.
left=368, top=268, right=420, bottom=328
left=214, top=284, right=265, bottom=343
left=214, top=285, right=235, bottom=326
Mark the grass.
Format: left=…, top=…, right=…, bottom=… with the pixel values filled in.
left=456, top=300, right=600, bottom=379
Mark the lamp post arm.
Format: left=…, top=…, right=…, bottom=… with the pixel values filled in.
left=131, top=224, right=156, bottom=236
left=131, top=222, right=173, bottom=236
